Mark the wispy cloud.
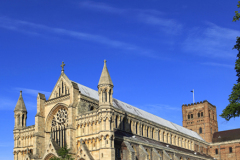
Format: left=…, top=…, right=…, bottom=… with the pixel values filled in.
left=200, top=62, right=234, bottom=68
left=183, top=23, right=240, bottom=59
left=145, top=104, right=181, bottom=111
left=15, top=87, right=51, bottom=97
left=79, top=1, right=182, bottom=35
left=0, top=16, right=158, bottom=58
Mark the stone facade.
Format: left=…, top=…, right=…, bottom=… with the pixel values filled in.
left=12, top=61, right=238, bottom=160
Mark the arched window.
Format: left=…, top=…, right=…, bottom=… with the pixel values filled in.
left=129, top=121, right=132, bottom=132
left=115, top=116, right=118, bottom=128
left=51, top=107, right=68, bottom=147
left=198, top=112, right=200, bottom=117
left=229, top=147, right=232, bottom=153
left=199, top=127, right=202, bottom=134
left=191, top=114, right=193, bottom=118
left=188, top=114, right=190, bottom=119
left=201, top=112, right=203, bottom=117
left=142, top=125, right=144, bottom=136
left=62, top=81, right=64, bottom=94
left=89, top=106, right=94, bottom=111
left=152, top=128, right=154, bottom=139
left=136, top=122, right=138, bottom=134
left=146, top=127, right=149, bottom=137
left=213, top=115, right=214, bottom=120
left=215, top=149, right=218, bottom=154
left=22, top=114, right=24, bottom=126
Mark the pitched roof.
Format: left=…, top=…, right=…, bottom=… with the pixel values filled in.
left=212, top=128, right=240, bottom=143
left=14, top=91, right=27, bottom=112
left=98, top=60, right=113, bottom=86
left=73, top=81, right=205, bottom=141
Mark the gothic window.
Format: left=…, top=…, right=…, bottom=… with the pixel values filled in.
left=147, top=127, right=148, bottom=137
left=188, top=115, right=190, bottom=119
left=136, top=122, right=138, bottom=134
left=89, top=106, right=94, bottom=111
left=115, top=116, right=118, bottom=128
left=191, top=114, right=193, bottom=118
left=152, top=128, right=154, bottom=139
left=129, top=121, right=132, bottom=132
left=201, top=112, right=203, bottom=117
left=62, top=82, right=64, bottom=94
left=229, top=147, right=232, bottom=153
left=142, top=125, right=144, bottom=136
left=199, top=127, right=202, bottom=134
left=198, top=113, right=200, bottom=117
left=213, top=115, right=214, bottom=120
left=22, top=114, right=24, bottom=126
left=215, top=149, right=218, bottom=154
left=51, top=108, right=68, bottom=147
left=59, top=88, right=61, bottom=97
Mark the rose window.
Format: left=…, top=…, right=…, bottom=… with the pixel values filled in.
left=52, top=108, right=68, bottom=126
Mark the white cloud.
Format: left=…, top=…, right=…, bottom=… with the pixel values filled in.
left=183, top=23, right=240, bottom=59
left=79, top=1, right=182, bottom=35
left=0, top=16, right=158, bottom=58
left=15, top=87, right=51, bottom=97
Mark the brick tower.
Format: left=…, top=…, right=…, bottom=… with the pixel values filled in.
left=182, top=100, right=218, bottom=143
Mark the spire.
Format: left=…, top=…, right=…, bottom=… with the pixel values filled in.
left=14, top=91, right=27, bottom=112
left=98, top=60, right=113, bottom=86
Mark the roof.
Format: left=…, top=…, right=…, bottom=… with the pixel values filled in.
left=98, top=60, right=113, bottom=86
left=14, top=91, right=27, bottom=112
left=73, top=81, right=205, bottom=141
left=212, top=128, right=240, bottom=143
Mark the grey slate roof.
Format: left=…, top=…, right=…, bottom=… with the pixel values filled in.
left=73, top=81, right=205, bottom=142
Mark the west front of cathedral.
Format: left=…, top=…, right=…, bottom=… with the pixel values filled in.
left=13, top=61, right=240, bottom=160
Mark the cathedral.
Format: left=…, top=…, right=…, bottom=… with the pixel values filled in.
left=13, top=61, right=240, bottom=160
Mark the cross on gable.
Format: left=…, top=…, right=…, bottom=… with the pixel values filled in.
left=61, top=61, right=65, bottom=72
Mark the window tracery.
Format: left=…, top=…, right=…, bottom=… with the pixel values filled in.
left=51, top=108, right=68, bottom=147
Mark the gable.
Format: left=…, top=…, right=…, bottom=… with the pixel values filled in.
left=48, top=73, right=72, bottom=100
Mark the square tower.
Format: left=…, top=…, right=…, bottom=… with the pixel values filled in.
left=182, top=100, right=218, bottom=143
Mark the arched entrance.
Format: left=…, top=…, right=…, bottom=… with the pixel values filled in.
left=44, top=153, right=56, bottom=160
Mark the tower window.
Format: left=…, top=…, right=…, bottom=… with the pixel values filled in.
left=211, top=128, right=212, bottom=134
left=215, top=149, right=218, bottom=154
left=229, top=147, right=232, bottom=153
left=188, top=115, right=190, bottom=119
left=201, top=112, right=203, bottom=117
left=191, top=114, right=193, bottom=118
left=213, top=115, right=214, bottom=120
left=198, top=113, right=200, bottom=117
left=199, top=127, right=202, bottom=134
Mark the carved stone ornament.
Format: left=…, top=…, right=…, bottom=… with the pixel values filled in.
left=52, top=108, right=68, bottom=126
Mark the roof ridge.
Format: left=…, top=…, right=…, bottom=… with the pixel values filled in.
left=72, top=80, right=204, bottom=141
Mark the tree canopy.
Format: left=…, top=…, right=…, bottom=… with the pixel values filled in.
left=220, top=2, right=240, bottom=121
left=50, top=146, right=74, bottom=160
left=233, top=1, right=240, bottom=22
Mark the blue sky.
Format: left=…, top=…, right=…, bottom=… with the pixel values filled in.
left=0, top=0, right=240, bottom=159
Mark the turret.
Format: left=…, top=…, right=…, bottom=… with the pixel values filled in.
left=98, top=60, right=113, bottom=108
left=14, top=91, right=27, bottom=128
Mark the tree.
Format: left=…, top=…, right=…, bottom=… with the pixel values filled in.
left=233, top=1, right=240, bottom=22
left=50, top=146, right=74, bottom=160
left=220, top=2, right=240, bottom=121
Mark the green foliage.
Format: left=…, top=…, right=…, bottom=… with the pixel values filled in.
left=233, top=1, right=240, bottom=21
left=220, top=37, right=240, bottom=121
left=49, top=146, right=74, bottom=160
